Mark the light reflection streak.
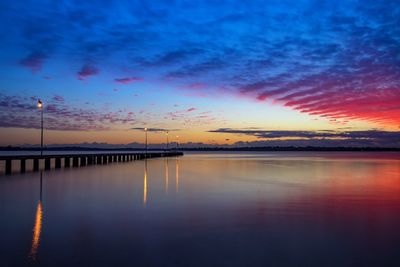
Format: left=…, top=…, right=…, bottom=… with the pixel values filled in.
left=175, top=157, right=179, bottom=193
left=143, top=160, right=147, bottom=205
left=29, top=172, right=43, bottom=261
left=165, top=158, right=169, bottom=193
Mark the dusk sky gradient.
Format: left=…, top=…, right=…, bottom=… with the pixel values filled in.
left=0, top=0, right=399, bottom=147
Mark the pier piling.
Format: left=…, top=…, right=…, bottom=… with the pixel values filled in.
left=73, top=157, right=79, bottom=167
left=21, top=159, right=26, bottom=173
left=55, top=158, right=61, bottom=169
left=33, top=159, right=39, bottom=171
left=45, top=158, right=51, bottom=170
left=65, top=157, right=70, bottom=168
left=5, top=159, right=12, bottom=175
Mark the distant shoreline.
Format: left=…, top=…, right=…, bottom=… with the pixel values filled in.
left=1, top=146, right=399, bottom=152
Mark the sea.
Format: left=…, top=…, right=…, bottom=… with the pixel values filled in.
left=0, top=151, right=399, bottom=266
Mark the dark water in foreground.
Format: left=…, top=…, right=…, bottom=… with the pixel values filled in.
left=1, top=152, right=399, bottom=267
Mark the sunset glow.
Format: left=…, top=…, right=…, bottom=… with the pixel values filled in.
left=0, top=0, right=399, bottom=147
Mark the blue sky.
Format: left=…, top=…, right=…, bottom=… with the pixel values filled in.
left=0, top=0, right=399, bottom=146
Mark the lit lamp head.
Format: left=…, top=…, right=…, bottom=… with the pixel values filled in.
left=37, top=99, right=43, bottom=109
left=144, top=127, right=148, bottom=132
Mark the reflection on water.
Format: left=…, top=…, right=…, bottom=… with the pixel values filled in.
left=29, top=202, right=42, bottom=260
left=143, top=160, right=147, bottom=206
left=165, top=158, right=169, bottom=193
left=29, top=172, right=43, bottom=261
left=175, top=157, right=179, bottom=193
left=0, top=152, right=399, bottom=267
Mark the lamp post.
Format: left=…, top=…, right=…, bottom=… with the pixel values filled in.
left=144, top=127, right=148, bottom=157
left=37, top=99, right=44, bottom=157
left=176, top=135, right=179, bottom=151
left=166, top=131, right=169, bottom=151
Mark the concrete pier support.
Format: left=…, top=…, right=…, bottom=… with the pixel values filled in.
left=5, top=159, right=12, bottom=175
left=81, top=157, right=87, bottom=166
left=45, top=158, right=51, bottom=170
left=33, top=159, right=39, bottom=171
left=55, top=158, right=61, bottom=169
left=65, top=157, right=70, bottom=168
left=20, top=159, right=26, bottom=173
left=73, top=157, right=79, bottom=167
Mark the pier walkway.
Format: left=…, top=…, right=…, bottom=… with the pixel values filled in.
left=0, top=152, right=183, bottom=175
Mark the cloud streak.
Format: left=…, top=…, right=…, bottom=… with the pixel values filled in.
left=0, top=94, right=137, bottom=131
left=131, top=127, right=180, bottom=132
left=114, top=77, right=144, bottom=84
left=209, top=128, right=400, bottom=147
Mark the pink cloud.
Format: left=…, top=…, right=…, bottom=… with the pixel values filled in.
left=114, top=77, right=144, bottom=84
left=183, top=92, right=209, bottom=98
left=77, top=64, right=99, bottom=80
left=237, top=64, right=400, bottom=127
left=52, top=95, right=65, bottom=103
left=19, top=52, right=47, bottom=73
left=181, top=83, right=207, bottom=89
left=187, top=107, right=196, bottom=112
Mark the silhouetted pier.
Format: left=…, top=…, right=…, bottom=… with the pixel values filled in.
left=0, top=152, right=183, bottom=175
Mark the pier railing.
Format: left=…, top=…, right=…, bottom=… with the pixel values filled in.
left=0, top=152, right=183, bottom=175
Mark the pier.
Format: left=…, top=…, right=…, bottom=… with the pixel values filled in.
left=0, top=152, right=183, bottom=175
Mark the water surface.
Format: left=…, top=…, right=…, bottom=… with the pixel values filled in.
left=1, top=152, right=399, bottom=266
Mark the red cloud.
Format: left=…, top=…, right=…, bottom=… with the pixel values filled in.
left=77, top=64, right=99, bottom=80
left=114, top=77, right=143, bottom=84
left=239, top=64, right=400, bottom=127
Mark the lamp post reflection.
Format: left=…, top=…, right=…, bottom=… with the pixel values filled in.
left=175, top=157, right=179, bottom=193
left=165, top=158, right=169, bottom=193
left=143, top=160, right=148, bottom=206
left=29, top=172, right=43, bottom=261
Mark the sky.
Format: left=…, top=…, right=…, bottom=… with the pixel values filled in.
left=0, top=0, right=399, bottom=147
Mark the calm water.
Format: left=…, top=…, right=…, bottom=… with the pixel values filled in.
left=1, top=152, right=399, bottom=267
